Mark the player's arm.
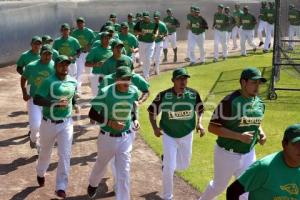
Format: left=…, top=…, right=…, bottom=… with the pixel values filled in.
left=134, top=21, right=142, bottom=35
left=137, top=91, right=150, bottom=105
left=195, top=92, right=205, bottom=136
left=226, top=180, right=245, bottom=200
left=148, top=92, right=163, bottom=137
left=175, top=18, right=180, bottom=28
left=20, top=75, right=30, bottom=101
left=201, top=17, right=209, bottom=30
left=212, top=14, right=216, bottom=29
left=85, top=51, right=104, bottom=68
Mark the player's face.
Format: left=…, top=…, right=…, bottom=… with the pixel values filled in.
left=61, top=28, right=70, bottom=37
left=154, top=17, right=159, bottom=23
left=113, top=45, right=123, bottom=57
left=244, top=9, right=249, bottom=14
left=242, top=79, right=261, bottom=97
left=56, top=61, right=69, bottom=76
left=77, top=21, right=85, bottom=29
left=283, top=141, right=300, bottom=167
left=235, top=5, right=240, bottom=10
left=116, top=77, right=131, bottom=91
left=101, top=36, right=110, bottom=47
left=110, top=17, right=116, bottom=23
left=167, top=11, right=172, bottom=17
left=173, top=76, right=188, bottom=91
left=144, top=17, right=150, bottom=23
left=218, top=7, right=223, bottom=13
left=41, top=52, right=52, bottom=63
left=128, top=16, right=133, bottom=22
left=31, top=41, right=42, bottom=52
left=121, top=27, right=128, bottom=34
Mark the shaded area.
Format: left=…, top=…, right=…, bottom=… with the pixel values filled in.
left=10, top=186, right=40, bottom=200
left=0, top=155, right=38, bottom=175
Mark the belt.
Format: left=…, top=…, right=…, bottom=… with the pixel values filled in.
left=100, top=129, right=131, bottom=137
left=43, top=117, right=64, bottom=124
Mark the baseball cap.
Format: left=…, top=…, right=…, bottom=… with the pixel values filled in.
left=100, top=31, right=110, bottom=39
left=40, top=44, right=53, bottom=54
left=128, top=13, right=134, bottom=17
left=143, top=11, right=150, bottom=17
left=116, top=66, right=133, bottom=79
left=194, top=6, right=200, bottom=13
left=172, top=68, right=190, bottom=80
left=240, top=67, right=267, bottom=82
left=243, top=6, right=249, bottom=10
left=289, top=4, right=295, bottom=9
left=153, top=11, right=161, bottom=18
left=110, top=13, right=117, bottom=18
left=121, top=22, right=129, bottom=29
left=218, top=4, right=224, bottom=8
left=55, top=55, right=71, bottom=65
left=167, top=8, right=172, bottom=12
left=283, top=124, right=300, bottom=143
left=61, top=23, right=70, bottom=30
left=76, top=17, right=85, bottom=23
left=104, top=21, right=114, bottom=27
left=136, top=12, right=142, bottom=18
left=104, top=26, right=115, bottom=33
left=31, top=36, right=42, bottom=44
left=225, top=6, right=230, bottom=10
left=42, top=35, right=53, bottom=43
left=190, top=5, right=196, bottom=11
left=111, top=39, right=124, bottom=49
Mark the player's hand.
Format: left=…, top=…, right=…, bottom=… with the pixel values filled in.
left=239, top=131, right=254, bottom=144
left=154, top=127, right=163, bottom=137
left=258, top=133, right=267, bottom=145
left=108, top=120, right=125, bottom=131
left=56, top=98, right=69, bottom=108
left=22, top=93, right=31, bottom=101
left=196, top=123, right=205, bottom=137
left=132, top=120, right=140, bottom=131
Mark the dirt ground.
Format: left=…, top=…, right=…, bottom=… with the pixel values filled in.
left=0, top=39, right=262, bottom=200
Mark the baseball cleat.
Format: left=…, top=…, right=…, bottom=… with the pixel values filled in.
left=87, top=185, right=98, bottom=199
left=253, top=47, right=257, bottom=53
left=263, top=49, right=269, bottom=53
left=184, top=57, right=190, bottom=62
left=213, top=58, right=218, bottom=63
left=29, top=139, right=36, bottom=149
left=55, top=190, right=66, bottom=199
left=37, top=176, right=45, bottom=187
left=189, top=62, right=196, bottom=66
left=258, top=41, right=264, bottom=47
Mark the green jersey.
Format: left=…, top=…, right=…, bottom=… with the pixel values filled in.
left=148, top=87, right=204, bottom=138
left=266, top=8, right=275, bottom=24
left=113, top=23, right=121, bottom=32
left=289, top=9, right=300, bottom=25
left=155, top=21, right=168, bottom=43
left=239, top=151, right=300, bottom=200
left=210, top=90, right=265, bottom=154
left=100, top=54, right=133, bottom=75
left=163, top=16, right=180, bottom=34
left=99, top=72, right=149, bottom=92
left=53, top=36, right=81, bottom=63
left=71, top=27, right=95, bottom=51
left=86, top=44, right=113, bottom=74
left=91, top=84, right=139, bottom=135
left=52, top=48, right=59, bottom=61
left=189, top=15, right=208, bottom=35
left=134, top=21, right=158, bottom=43
left=260, top=7, right=268, bottom=22
left=16, top=50, right=40, bottom=69
left=22, top=59, right=55, bottom=97
left=226, top=14, right=236, bottom=32
left=213, top=13, right=229, bottom=31
left=35, top=74, right=77, bottom=120
left=240, top=13, right=257, bottom=30
left=118, top=33, right=139, bottom=57
left=128, top=21, right=136, bottom=34
left=233, top=9, right=243, bottom=27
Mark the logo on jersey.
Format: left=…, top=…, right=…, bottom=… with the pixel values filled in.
left=239, top=117, right=262, bottom=127
left=280, top=184, right=299, bottom=195
left=168, top=110, right=193, bottom=120
left=142, top=29, right=153, bottom=34
left=242, top=20, right=250, bottom=24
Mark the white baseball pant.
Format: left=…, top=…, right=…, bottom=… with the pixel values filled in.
left=264, top=23, right=274, bottom=50
left=231, top=26, right=241, bottom=49
left=163, top=32, right=177, bottom=49
left=163, top=132, right=193, bottom=200
left=189, top=32, right=206, bottom=63
left=257, top=20, right=268, bottom=42
left=199, top=144, right=256, bottom=200
left=153, top=41, right=164, bottom=74
left=68, top=63, right=77, bottom=79
left=90, top=73, right=102, bottom=97
left=186, top=30, right=193, bottom=59
left=76, top=52, right=88, bottom=94
left=139, top=41, right=155, bottom=79
left=288, top=25, right=300, bottom=48
left=89, top=130, right=135, bottom=200
left=214, top=30, right=228, bottom=60
left=240, top=29, right=257, bottom=55
left=27, top=98, right=42, bottom=143
left=36, top=117, right=73, bottom=191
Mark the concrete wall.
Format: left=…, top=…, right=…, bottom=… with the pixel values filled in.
left=0, top=0, right=298, bottom=66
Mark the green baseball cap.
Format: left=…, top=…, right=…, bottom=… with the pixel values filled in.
left=76, top=17, right=85, bottom=23
left=240, top=67, right=267, bottom=82
left=190, top=5, right=196, bottom=11
left=243, top=6, right=249, bottom=10
left=225, top=6, right=230, bottom=10
left=172, top=68, right=190, bottom=80
left=284, top=124, right=300, bottom=143
left=111, top=39, right=124, bottom=49
left=110, top=13, right=117, bottom=18
left=194, top=6, right=200, bottom=13
left=31, top=36, right=42, bottom=44
left=121, top=22, right=129, bottom=28
left=61, top=23, right=70, bottom=30
left=128, top=13, right=134, bottom=17
left=100, top=31, right=110, bottom=39
left=218, top=4, right=224, bottom=8
left=104, top=26, right=115, bottom=33
left=40, top=44, right=53, bottom=54
left=55, top=55, right=71, bottom=65
left=42, top=35, right=53, bottom=42
left=136, top=12, right=142, bottom=18
left=143, top=11, right=150, bottom=17
left=167, top=8, right=172, bottom=12
left=116, top=66, right=133, bottom=79
left=153, top=11, right=161, bottom=18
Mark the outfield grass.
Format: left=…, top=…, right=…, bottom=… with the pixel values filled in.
left=138, top=53, right=300, bottom=199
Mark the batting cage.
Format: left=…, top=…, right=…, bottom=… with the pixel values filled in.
left=269, top=0, right=300, bottom=100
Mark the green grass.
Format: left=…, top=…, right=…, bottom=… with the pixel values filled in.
left=137, top=53, right=300, bottom=199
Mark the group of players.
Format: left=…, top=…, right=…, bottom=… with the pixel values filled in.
left=15, top=2, right=300, bottom=200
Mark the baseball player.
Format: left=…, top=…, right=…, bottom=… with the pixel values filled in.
left=263, top=2, right=275, bottom=53
left=42, top=35, right=59, bottom=61
left=240, top=6, right=257, bottom=56
left=33, top=55, right=78, bottom=199
left=87, top=67, right=140, bottom=200
left=232, top=3, right=243, bottom=50
left=16, top=36, right=42, bottom=75
left=185, top=6, right=196, bottom=62
left=135, top=12, right=143, bottom=24
left=162, top=8, right=180, bottom=63
left=213, top=4, right=229, bottom=62
left=71, top=17, right=95, bottom=94
left=134, top=11, right=158, bottom=80
left=118, top=22, right=139, bottom=59
left=148, top=67, right=205, bottom=200
left=109, top=13, right=121, bottom=32
left=186, top=6, right=208, bottom=66
left=227, top=124, right=300, bottom=200
left=257, top=1, right=268, bottom=47
left=288, top=4, right=300, bottom=50
left=225, top=7, right=236, bottom=48
left=100, top=21, right=114, bottom=33
left=53, top=23, right=81, bottom=78
left=199, top=67, right=267, bottom=200
left=85, top=32, right=113, bottom=97
left=127, top=13, right=136, bottom=34
left=20, top=45, right=55, bottom=152
left=153, top=11, right=168, bottom=75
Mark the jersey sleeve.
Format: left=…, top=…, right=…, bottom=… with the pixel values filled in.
left=22, top=64, right=31, bottom=79
left=74, top=38, right=81, bottom=52
left=238, top=160, right=269, bottom=192
left=133, top=75, right=150, bottom=92
left=52, top=40, right=59, bottom=51
left=16, top=54, right=25, bottom=68
left=88, top=30, right=96, bottom=45
left=210, top=96, right=232, bottom=126
left=85, top=49, right=95, bottom=62
left=147, top=92, right=163, bottom=115
left=91, top=89, right=106, bottom=112
left=100, top=60, right=110, bottom=75
left=35, top=78, right=50, bottom=98
left=132, top=36, right=139, bottom=48
left=195, top=92, right=204, bottom=115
